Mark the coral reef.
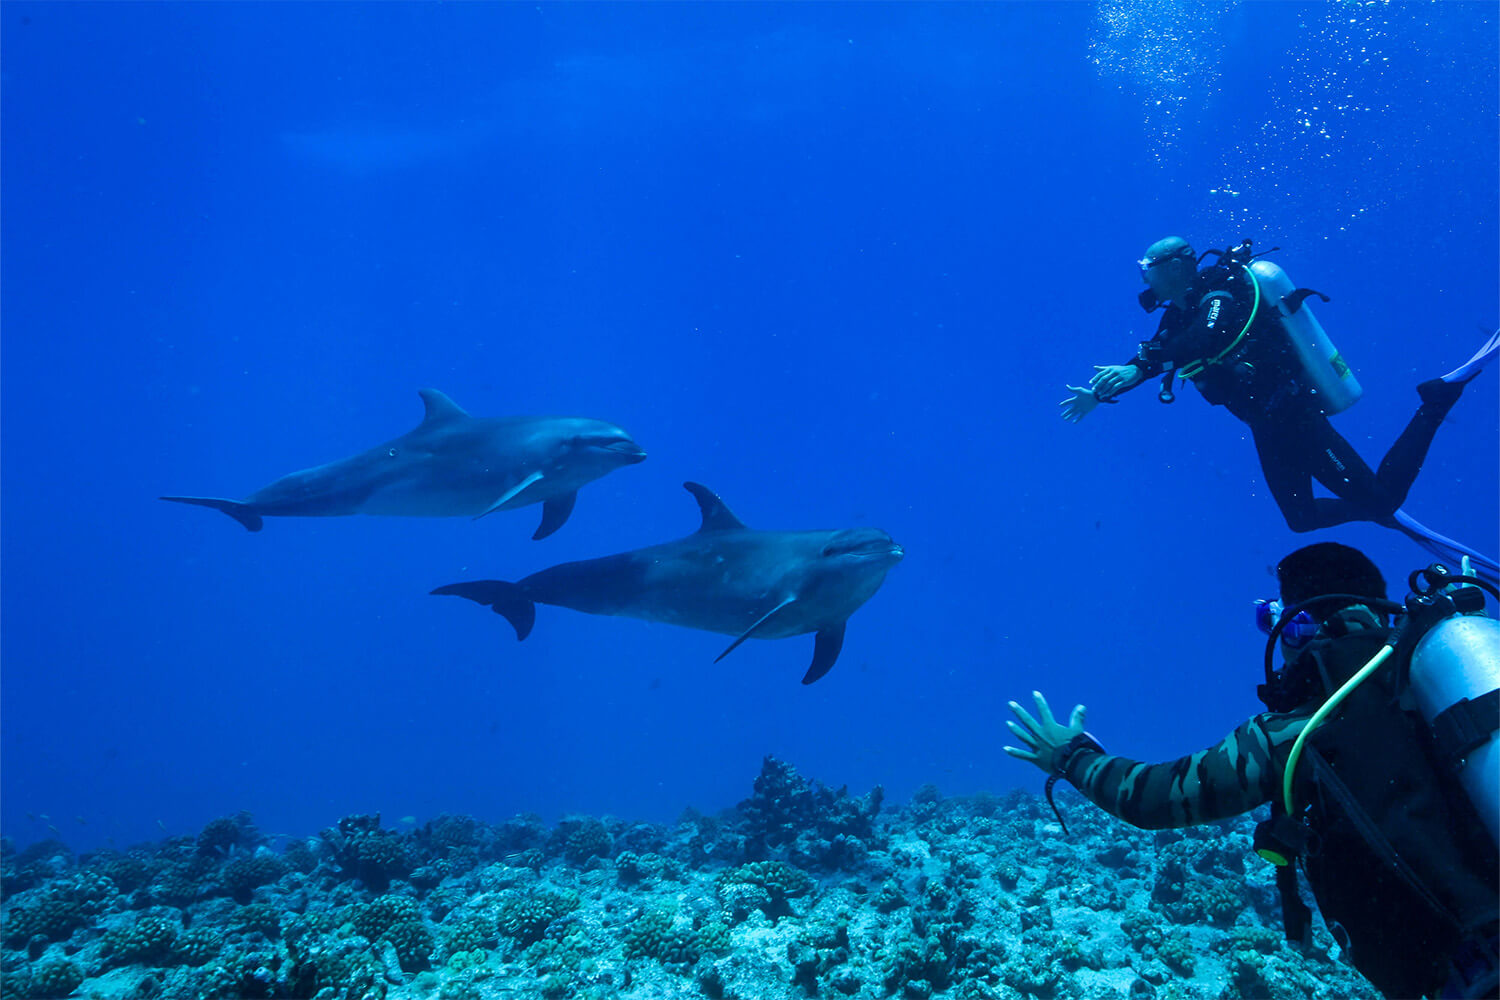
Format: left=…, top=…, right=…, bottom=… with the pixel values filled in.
left=0, top=758, right=1382, bottom=999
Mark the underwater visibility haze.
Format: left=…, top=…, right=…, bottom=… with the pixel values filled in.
left=1, top=3, right=1497, bottom=995
left=3, top=0, right=1496, bottom=862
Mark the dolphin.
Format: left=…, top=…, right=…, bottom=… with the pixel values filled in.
left=432, top=482, right=904, bottom=684
left=161, top=389, right=646, bottom=538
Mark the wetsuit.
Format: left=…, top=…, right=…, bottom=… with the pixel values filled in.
left=1115, top=261, right=1461, bottom=532
left=1061, top=606, right=1500, bottom=999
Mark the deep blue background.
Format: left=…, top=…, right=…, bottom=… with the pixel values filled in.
left=3, top=2, right=1495, bottom=852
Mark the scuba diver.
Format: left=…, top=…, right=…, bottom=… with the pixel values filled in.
left=1004, top=541, right=1499, bottom=1000
left=1060, top=236, right=1499, bottom=583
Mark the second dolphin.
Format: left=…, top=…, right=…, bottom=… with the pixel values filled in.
left=432, top=482, right=903, bottom=684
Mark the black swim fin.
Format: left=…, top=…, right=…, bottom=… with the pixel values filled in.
left=431, top=580, right=537, bottom=640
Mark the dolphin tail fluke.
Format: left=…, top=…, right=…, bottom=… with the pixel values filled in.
left=802, top=624, right=847, bottom=685
left=532, top=491, right=578, bottom=541
left=1391, top=509, right=1500, bottom=588
left=430, top=580, right=537, bottom=640
left=159, top=496, right=264, bottom=532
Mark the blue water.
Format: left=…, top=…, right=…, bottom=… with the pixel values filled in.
left=3, top=1, right=1495, bottom=854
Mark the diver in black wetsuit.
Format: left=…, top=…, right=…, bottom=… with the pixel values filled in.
left=1059, top=236, right=1482, bottom=533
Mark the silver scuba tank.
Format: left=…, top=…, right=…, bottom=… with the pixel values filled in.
left=1248, top=259, right=1363, bottom=414
left=1408, top=613, right=1500, bottom=845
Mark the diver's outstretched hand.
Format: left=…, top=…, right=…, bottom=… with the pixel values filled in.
left=1088, top=364, right=1142, bottom=398
left=1059, top=385, right=1098, bottom=423
left=1004, top=690, right=1087, bottom=775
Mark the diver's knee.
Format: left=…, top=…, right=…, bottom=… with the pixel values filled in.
left=1280, top=506, right=1321, bottom=533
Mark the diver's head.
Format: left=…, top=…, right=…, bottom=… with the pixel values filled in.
left=1277, top=542, right=1387, bottom=623
left=1138, top=236, right=1196, bottom=305
left=1255, top=542, right=1388, bottom=712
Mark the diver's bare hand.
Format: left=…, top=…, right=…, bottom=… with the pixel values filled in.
left=1003, top=690, right=1088, bottom=775
left=1088, top=364, right=1141, bottom=399
left=1059, top=385, right=1098, bottom=423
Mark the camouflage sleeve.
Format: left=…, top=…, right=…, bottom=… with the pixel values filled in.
left=1061, top=711, right=1310, bottom=830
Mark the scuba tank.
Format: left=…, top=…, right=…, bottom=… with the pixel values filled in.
left=1248, top=258, right=1363, bottom=414
left=1405, top=583, right=1500, bottom=846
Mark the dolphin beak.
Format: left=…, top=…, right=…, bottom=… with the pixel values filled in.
left=605, top=440, right=648, bottom=464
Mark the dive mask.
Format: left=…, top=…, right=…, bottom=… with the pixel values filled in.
left=1254, top=599, right=1319, bottom=650
left=1137, top=246, right=1194, bottom=281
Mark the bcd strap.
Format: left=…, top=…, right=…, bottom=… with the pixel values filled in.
left=1276, top=862, right=1313, bottom=948
left=1178, top=266, right=1261, bottom=379
left=1432, top=688, right=1500, bottom=771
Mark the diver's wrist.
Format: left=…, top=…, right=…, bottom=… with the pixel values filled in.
left=1055, top=733, right=1105, bottom=779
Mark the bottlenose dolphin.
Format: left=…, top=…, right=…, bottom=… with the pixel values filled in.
left=432, top=482, right=904, bottom=684
left=161, top=389, right=646, bottom=538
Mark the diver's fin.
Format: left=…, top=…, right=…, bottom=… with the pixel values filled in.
left=802, top=623, right=847, bottom=685
left=430, top=580, right=536, bottom=640
left=532, top=491, right=577, bottom=541
left=1391, top=509, right=1499, bottom=588
left=475, top=471, right=545, bottom=520
left=1441, top=329, right=1499, bottom=384
left=714, top=597, right=797, bottom=662
left=159, top=496, right=264, bottom=532
left=417, top=388, right=470, bottom=424
left=684, top=482, right=748, bottom=532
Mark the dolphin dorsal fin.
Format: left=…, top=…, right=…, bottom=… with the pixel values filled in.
left=417, top=388, right=469, bottom=424
left=683, top=482, right=747, bottom=532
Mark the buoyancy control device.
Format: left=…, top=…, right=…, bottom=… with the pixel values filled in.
left=1254, top=561, right=1500, bottom=960
left=1151, top=240, right=1365, bottom=413
left=1264, top=561, right=1498, bottom=847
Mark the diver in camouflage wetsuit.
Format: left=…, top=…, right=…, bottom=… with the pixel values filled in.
left=1005, top=542, right=1498, bottom=1000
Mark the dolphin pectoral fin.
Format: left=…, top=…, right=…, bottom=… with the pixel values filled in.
left=802, top=623, right=847, bottom=685
left=532, top=491, right=578, bottom=541
left=474, top=471, right=546, bottom=520
left=430, top=580, right=536, bottom=640
left=159, top=496, right=264, bottom=532
left=713, top=597, right=798, bottom=663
